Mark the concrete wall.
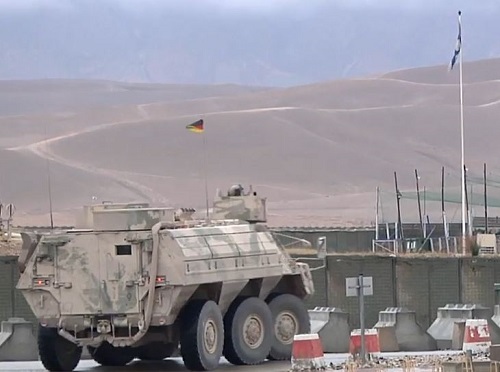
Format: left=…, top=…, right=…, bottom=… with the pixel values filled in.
left=326, top=255, right=500, bottom=329
left=326, top=255, right=396, bottom=328
left=461, top=258, right=500, bottom=308
left=0, top=258, right=15, bottom=323
left=395, top=257, right=460, bottom=328
left=0, top=257, right=37, bottom=330
left=3, top=254, right=500, bottom=333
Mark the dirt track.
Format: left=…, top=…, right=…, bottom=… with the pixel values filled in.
left=2, top=60, right=500, bottom=227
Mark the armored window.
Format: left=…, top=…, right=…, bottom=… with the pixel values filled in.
left=116, top=244, right=132, bottom=255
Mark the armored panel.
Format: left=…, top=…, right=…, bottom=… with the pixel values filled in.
left=173, top=235, right=213, bottom=261
left=212, top=195, right=266, bottom=223
left=76, top=203, right=151, bottom=229
left=169, top=224, right=279, bottom=261
left=93, top=208, right=175, bottom=231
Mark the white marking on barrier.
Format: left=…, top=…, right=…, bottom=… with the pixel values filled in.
left=291, top=332, right=326, bottom=370
left=293, top=333, right=320, bottom=341
left=463, top=319, right=491, bottom=353
left=350, top=329, right=378, bottom=336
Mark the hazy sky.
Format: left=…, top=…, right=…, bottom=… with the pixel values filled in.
left=0, top=0, right=498, bottom=13
left=0, top=0, right=497, bottom=85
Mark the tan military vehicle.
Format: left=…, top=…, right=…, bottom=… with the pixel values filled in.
left=17, top=185, right=315, bottom=371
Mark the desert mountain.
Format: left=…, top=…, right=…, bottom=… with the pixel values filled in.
left=2, top=58, right=500, bottom=227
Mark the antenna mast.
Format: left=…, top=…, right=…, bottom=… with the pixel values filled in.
left=43, top=123, right=54, bottom=229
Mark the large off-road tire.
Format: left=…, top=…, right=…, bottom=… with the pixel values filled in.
left=87, top=342, right=134, bottom=366
left=223, top=296, right=273, bottom=365
left=266, top=293, right=311, bottom=360
left=38, top=325, right=82, bottom=371
left=180, top=300, right=224, bottom=371
left=136, top=341, right=178, bottom=360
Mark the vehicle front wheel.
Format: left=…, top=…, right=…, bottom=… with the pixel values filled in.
left=38, top=325, right=82, bottom=371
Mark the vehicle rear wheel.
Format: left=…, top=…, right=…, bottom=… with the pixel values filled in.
left=87, top=342, right=134, bottom=366
left=223, top=296, right=273, bottom=365
left=38, top=325, right=82, bottom=371
left=180, top=300, right=224, bottom=371
left=266, top=293, right=310, bottom=360
left=136, top=341, right=178, bottom=360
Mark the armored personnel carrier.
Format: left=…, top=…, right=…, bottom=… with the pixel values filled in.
left=17, top=185, right=315, bottom=371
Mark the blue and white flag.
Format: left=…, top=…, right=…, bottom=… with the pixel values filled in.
left=449, top=11, right=462, bottom=71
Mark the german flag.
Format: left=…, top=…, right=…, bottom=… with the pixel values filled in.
left=186, top=119, right=204, bottom=133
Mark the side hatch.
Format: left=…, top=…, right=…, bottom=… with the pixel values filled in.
left=56, top=233, right=103, bottom=315
left=97, top=233, right=141, bottom=314
left=56, top=233, right=141, bottom=315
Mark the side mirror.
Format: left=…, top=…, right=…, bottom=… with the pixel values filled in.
left=317, top=236, right=326, bottom=259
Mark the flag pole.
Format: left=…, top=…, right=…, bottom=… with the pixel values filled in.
left=458, top=10, right=466, bottom=249
left=202, top=128, right=210, bottom=220
left=186, top=118, right=210, bottom=220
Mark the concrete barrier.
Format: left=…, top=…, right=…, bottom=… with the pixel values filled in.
left=349, top=329, right=380, bottom=355
left=375, top=326, right=398, bottom=352
left=308, top=306, right=350, bottom=353
left=490, top=305, right=500, bottom=344
left=291, top=333, right=326, bottom=371
left=427, top=304, right=492, bottom=350
left=462, top=319, right=491, bottom=353
left=374, top=307, right=437, bottom=352
left=0, top=318, right=38, bottom=361
left=490, top=344, right=500, bottom=361
left=451, top=321, right=465, bottom=350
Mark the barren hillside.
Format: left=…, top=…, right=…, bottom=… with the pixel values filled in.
left=2, top=59, right=500, bottom=228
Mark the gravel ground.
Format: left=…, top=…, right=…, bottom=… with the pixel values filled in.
left=0, top=351, right=488, bottom=372
left=327, top=350, right=488, bottom=370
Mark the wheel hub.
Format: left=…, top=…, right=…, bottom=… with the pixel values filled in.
left=243, top=314, right=264, bottom=349
left=204, top=319, right=218, bottom=354
left=275, top=311, right=298, bottom=344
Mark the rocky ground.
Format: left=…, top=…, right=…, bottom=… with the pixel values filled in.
left=328, top=352, right=490, bottom=370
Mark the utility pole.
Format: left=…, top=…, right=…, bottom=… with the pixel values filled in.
left=415, top=169, right=424, bottom=237
left=484, top=163, right=488, bottom=232
left=394, top=171, right=404, bottom=243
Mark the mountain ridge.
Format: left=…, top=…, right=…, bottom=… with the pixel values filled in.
left=1, top=58, right=499, bottom=228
